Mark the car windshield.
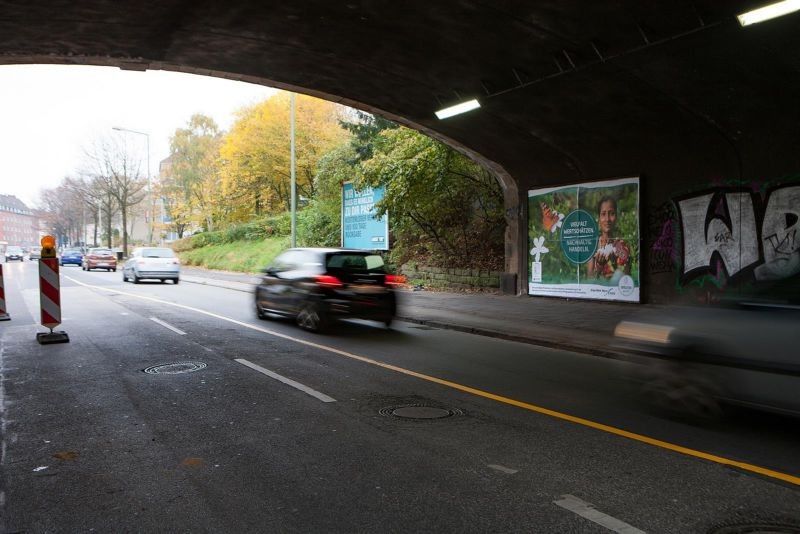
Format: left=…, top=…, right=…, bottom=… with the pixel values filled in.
left=142, top=248, right=175, bottom=258
left=91, top=248, right=112, bottom=255
left=64, top=248, right=81, bottom=254
left=326, top=253, right=385, bottom=272
left=7, top=247, right=22, bottom=253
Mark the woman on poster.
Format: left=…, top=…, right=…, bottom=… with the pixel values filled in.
left=586, top=196, right=631, bottom=282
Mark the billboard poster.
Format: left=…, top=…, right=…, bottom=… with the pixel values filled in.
left=341, top=182, right=389, bottom=250
left=527, top=177, right=640, bottom=302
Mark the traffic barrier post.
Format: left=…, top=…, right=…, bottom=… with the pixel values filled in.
left=37, top=235, right=69, bottom=344
left=0, top=264, right=10, bottom=321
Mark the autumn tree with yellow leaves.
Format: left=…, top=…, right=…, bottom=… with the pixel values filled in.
left=218, top=93, right=348, bottom=222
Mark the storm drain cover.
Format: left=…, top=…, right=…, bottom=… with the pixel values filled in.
left=144, top=362, right=207, bottom=375
left=708, top=522, right=800, bottom=534
left=379, top=404, right=463, bottom=419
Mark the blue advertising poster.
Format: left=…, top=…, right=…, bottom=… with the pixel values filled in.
left=342, top=182, right=389, bottom=250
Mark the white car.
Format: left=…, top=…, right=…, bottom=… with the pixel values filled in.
left=122, top=247, right=180, bottom=284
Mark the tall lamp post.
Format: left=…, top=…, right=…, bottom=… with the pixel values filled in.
left=112, top=126, right=152, bottom=245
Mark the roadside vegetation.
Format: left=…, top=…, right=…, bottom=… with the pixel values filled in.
left=38, top=91, right=506, bottom=277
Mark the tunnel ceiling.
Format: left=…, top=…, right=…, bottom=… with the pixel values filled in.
left=2, top=0, right=799, bottom=190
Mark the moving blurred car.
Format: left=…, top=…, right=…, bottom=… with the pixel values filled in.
left=255, top=248, right=401, bottom=332
left=5, top=246, right=24, bottom=261
left=122, top=247, right=180, bottom=284
left=29, top=246, right=42, bottom=260
left=82, top=247, right=117, bottom=271
left=614, top=302, right=800, bottom=418
left=59, top=247, right=83, bottom=266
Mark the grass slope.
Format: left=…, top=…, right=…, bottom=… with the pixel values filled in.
left=177, top=237, right=290, bottom=273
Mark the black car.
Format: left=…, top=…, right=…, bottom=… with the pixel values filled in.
left=255, top=248, right=401, bottom=332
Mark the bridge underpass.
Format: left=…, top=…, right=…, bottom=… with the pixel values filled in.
left=2, top=0, right=799, bottom=302
left=2, top=2, right=800, bottom=531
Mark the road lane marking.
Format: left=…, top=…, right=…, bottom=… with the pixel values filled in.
left=234, top=359, right=336, bottom=403
left=487, top=464, right=518, bottom=474
left=65, top=276, right=800, bottom=486
left=554, top=494, right=645, bottom=533
left=149, top=317, right=187, bottom=335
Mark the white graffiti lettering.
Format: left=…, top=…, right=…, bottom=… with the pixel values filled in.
left=677, top=186, right=800, bottom=281
left=754, top=186, right=800, bottom=281
left=678, top=192, right=759, bottom=276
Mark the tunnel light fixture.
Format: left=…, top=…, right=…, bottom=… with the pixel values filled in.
left=737, top=0, right=800, bottom=26
left=435, top=99, right=481, bottom=119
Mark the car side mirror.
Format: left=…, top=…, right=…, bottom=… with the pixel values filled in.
left=261, top=267, right=275, bottom=275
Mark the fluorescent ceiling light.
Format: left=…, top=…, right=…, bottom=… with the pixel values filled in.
left=738, top=0, right=800, bottom=26
left=435, top=99, right=481, bottom=119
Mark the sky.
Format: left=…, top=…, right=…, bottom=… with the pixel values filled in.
left=0, top=65, right=277, bottom=208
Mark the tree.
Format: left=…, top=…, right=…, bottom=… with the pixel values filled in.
left=219, top=92, right=348, bottom=221
left=165, top=114, right=223, bottom=232
left=82, top=135, right=147, bottom=252
left=357, top=127, right=505, bottom=268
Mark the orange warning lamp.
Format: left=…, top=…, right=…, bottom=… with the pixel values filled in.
left=41, top=235, right=57, bottom=258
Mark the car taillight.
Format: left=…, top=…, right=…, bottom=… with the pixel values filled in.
left=315, top=275, right=343, bottom=288
left=385, top=274, right=407, bottom=287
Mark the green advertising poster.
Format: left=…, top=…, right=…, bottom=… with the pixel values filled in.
left=527, top=177, right=640, bottom=302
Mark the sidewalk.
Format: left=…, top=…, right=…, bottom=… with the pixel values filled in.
left=181, top=266, right=657, bottom=357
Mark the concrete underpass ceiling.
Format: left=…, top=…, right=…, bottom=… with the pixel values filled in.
left=2, top=0, right=799, bottom=191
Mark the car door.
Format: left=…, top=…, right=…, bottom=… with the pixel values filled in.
left=259, top=251, right=303, bottom=313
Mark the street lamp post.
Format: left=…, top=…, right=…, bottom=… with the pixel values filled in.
left=112, top=126, right=152, bottom=245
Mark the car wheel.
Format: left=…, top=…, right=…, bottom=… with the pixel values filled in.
left=384, top=316, right=393, bottom=328
left=160, top=279, right=166, bottom=283
left=639, top=361, right=723, bottom=421
left=255, top=302, right=267, bottom=320
left=122, top=271, right=127, bottom=282
left=173, top=278, right=180, bottom=285
left=297, top=302, right=328, bottom=333
left=133, top=273, right=140, bottom=284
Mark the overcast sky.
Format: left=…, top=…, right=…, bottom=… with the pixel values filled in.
left=0, top=65, right=276, bottom=208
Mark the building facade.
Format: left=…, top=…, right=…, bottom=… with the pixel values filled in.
left=0, top=195, right=39, bottom=248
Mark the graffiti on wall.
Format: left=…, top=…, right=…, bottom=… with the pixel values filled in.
left=673, top=184, right=800, bottom=284
left=646, top=202, right=678, bottom=275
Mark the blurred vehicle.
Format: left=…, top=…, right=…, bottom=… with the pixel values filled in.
left=5, top=246, right=24, bottom=261
left=122, top=247, right=180, bottom=284
left=82, top=247, right=117, bottom=271
left=59, top=247, right=83, bottom=266
left=255, top=248, right=401, bottom=332
left=29, top=246, right=42, bottom=260
left=614, top=302, right=800, bottom=418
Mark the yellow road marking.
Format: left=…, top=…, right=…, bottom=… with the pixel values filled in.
left=67, top=276, right=800, bottom=486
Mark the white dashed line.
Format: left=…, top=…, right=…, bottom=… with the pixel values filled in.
left=235, top=359, right=336, bottom=403
left=487, top=464, right=518, bottom=474
left=149, top=317, right=186, bottom=335
left=554, top=494, right=645, bottom=534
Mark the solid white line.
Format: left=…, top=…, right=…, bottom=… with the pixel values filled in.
left=234, top=359, right=336, bottom=403
left=487, top=464, right=518, bottom=474
left=149, top=317, right=187, bottom=335
left=554, top=494, right=645, bottom=534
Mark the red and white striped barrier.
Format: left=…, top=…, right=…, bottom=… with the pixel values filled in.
left=0, top=264, right=10, bottom=321
left=39, top=257, right=61, bottom=329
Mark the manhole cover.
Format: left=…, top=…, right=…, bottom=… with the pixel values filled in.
left=708, top=523, right=800, bottom=534
left=144, top=362, right=207, bottom=375
left=379, top=404, right=463, bottom=419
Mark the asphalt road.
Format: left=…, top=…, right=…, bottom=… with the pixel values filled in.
left=1, top=260, right=798, bottom=533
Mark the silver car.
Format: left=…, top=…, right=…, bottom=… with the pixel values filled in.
left=122, top=247, right=180, bottom=284
left=614, top=302, right=800, bottom=419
